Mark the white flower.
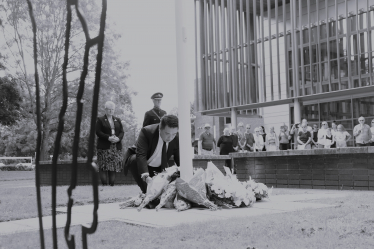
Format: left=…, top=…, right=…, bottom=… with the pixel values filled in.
left=234, top=199, right=242, bottom=206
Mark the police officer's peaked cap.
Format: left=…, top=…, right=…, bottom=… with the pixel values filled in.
left=151, top=92, right=163, bottom=99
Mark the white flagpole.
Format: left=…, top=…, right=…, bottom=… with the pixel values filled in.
left=175, top=0, right=193, bottom=182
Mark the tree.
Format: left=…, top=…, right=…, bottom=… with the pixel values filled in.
left=0, top=0, right=137, bottom=160
left=0, top=76, right=23, bottom=126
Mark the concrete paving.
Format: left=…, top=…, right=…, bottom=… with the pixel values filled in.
left=0, top=191, right=347, bottom=235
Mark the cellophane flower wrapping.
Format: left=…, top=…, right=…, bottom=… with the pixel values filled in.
left=137, top=167, right=179, bottom=211
left=243, top=178, right=272, bottom=200
left=205, top=162, right=256, bottom=207
left=175, top=168, right=218, bottom=210
left=155, top=180, right=177, bottom=211
left=173, top=194, right=191, bottom=212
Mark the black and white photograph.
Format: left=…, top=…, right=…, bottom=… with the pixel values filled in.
left=0, top=0, right=374, bottom=248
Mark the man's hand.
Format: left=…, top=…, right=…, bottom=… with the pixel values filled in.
left=141, top=173, right=150, bottom=183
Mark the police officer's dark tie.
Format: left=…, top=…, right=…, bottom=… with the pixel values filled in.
left=161, top=141, right=167, bottom=170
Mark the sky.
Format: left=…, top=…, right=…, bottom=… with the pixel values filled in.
left=106, top=0, right=196, bottom=126
left=0, top=0, right=196, bottom=127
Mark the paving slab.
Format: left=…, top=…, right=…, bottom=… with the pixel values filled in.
left=269, top=193, right=347, bottom=203
left=0, top=192, right=348, bottom=235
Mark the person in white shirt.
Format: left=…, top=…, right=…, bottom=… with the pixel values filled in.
left=253, top=127, right=264, bottom=151
left=334, top=124, right=352, bottom=148
left=353, top=116, right=372, bottom=146
left=266, top=126, right=279, bottom=151
left=317, top=121, right=329, bottom=148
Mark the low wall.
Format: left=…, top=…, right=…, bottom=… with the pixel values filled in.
left=39, top=157, right=175, bottom=186
left=193, top=147, right=374, bottom=190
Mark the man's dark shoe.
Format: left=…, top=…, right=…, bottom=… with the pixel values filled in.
left=144, top=199, right=160, bottom=209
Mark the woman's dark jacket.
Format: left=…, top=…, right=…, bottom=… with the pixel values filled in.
left=96, top=115, right=124, bottom=150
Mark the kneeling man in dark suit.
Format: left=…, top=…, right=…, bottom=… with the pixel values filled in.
left=124, top=115, right=180, bottom=194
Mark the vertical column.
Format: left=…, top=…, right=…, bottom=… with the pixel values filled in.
left=346, top=0, right=352, bottom=88
left=253, top=0, right=259, bottom=102
left=299, top=0, right=305, bottom=96
left=199, top=0, right=206, bottom=110
left=239, top=0, right=245, bottom=105
left=268, top=0, right=274, bottom=101
left=221, top=0, right=228, bottom=106
left=175, top=0, right=193, bottom=181
left=294, top=98, right=301, bottom=124
left=291, top=0, right=298, bottom=97
left=276, top=0, right=281, bottom=100
left=209, top=0, right=216, bottom=108
left=335, top=0, right=341, bottom=90
left=317, top=0, right=322, bottom=93
left=214, top=0, right=221, bottom=108
left=367, top=0, right=373, bottom=85
left=356, top=0, right=362, bottom=87
left=227, top=0, right=233, bottom=106
left=204, top=0, right=210, bottom=109
left=194, top=0, right=200, bottom=111
left=232, top=0, right=239, bottom=106
left=231, top=107, right=237, bottom=129
left=308, top=0, right=313, bottom=94
left=260, top=0, right=267, bottom=102
left=246, top=0, right=253, bottom=104
left=326, top=0, right=332, bottom=92
left=283, top=0, right=289, bottom=98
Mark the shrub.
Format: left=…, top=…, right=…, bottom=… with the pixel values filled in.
left=0, top=165, right=34, bottom=171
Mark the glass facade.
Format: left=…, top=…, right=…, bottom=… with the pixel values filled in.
left=287, top=13, right=374, bottom=97
left=300, top=96, right=374, bottom=147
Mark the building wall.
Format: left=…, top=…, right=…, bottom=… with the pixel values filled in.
left=262, top=104, right=290, bottom=134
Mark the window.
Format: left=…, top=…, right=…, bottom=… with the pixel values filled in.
left=301, top=104, right=319, bottom=122
left=353, top=96, right=374, bottom=118
left=320, top=99, right=352, bottom=121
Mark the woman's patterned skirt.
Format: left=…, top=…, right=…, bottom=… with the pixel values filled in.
left=97, top=144, right=123, bottom=172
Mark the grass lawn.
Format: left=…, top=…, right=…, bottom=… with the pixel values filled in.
left=0, top=171, right=35, bottom=181
left=1, top=171, right=374, bottom=248
left=0, top=171, right=140, bottom=222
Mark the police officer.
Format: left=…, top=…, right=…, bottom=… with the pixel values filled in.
left=142, top=92, right=167, bottom=127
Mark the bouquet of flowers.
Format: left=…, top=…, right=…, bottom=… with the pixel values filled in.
left=137, top=166, right=180, bottom=211
left=243, top=177, right=272, bottom=200
left=205, top=162, right=256, bottom=208
left=175, top=168, right=219, bottom=211
left=119, top=193, right=145, bottom=208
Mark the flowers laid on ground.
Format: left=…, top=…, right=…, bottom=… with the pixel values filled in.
left=119, top=162, right=271, bottom=211
left=205, top=162, right=256, bottom=208
left=243, top=177, right=273, bottom=200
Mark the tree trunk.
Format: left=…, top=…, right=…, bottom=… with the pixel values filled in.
left=40, top=120, right=50, bottom=161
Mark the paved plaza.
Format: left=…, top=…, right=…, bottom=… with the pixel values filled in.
left=0, top=191, right=347, bottom=235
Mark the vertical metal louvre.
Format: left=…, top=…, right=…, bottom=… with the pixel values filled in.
left=268, top=0, right=274, bottom=101
left=194, top=0, right=374, bottom=112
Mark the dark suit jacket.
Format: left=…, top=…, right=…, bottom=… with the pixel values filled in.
left=96, top=115, right=124, bottom=150
left=136, top=124, right=180, bottom=175
left=142, top=108, right=167, bottom=127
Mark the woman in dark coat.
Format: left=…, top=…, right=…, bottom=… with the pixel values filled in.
left=217, top=128, right=235, bottom=171
left=96, top=101, right=124, bottom=186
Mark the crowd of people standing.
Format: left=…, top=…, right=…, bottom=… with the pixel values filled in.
left=197, top=116, right=374, bottom=156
